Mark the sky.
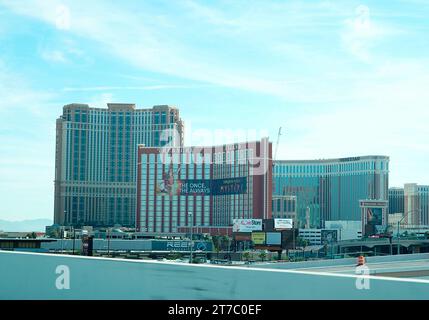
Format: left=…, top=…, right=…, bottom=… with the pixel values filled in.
left=0, top=0, right=428, bottom=220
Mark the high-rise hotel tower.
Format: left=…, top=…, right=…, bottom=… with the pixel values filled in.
left=54, top=103, right=184, bottom=227
left=273, top=156, right=389, bottom=228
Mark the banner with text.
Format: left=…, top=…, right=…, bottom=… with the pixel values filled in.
left=157, top=176, right=247, bottom=196
left=233, top=219, right=263, bottom=233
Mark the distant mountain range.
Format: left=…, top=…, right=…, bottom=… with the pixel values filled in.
left=0, top=219, right=52, bottom=232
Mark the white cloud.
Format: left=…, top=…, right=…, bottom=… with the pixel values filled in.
left=38, top=37, right=86, bottom=64
left=63, top=84, right=212, bottom=92
left=0, top=59, right=57, bottom=220
left=1, top=0, right=428, bottom=189
left=0, top=60, right=55, bottom=114
left=88, top=92, right=114, bottom=109
left=40, top=49, right=67, bottom=63
left=0, top=0, right=348, bottom=102
left=277, top=60, right=429, bottom=185
left=55, top=4, right=71, bottom=30
left=341, top=4, right=402, bottom=62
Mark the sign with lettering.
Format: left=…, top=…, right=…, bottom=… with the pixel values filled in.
left=274, top=219, right=293, bottom=230
left=251, top=232, right=266, bottom=245
left=233, top=219, right=263, bottom=233
left=157, top=175, right=247, bottom=196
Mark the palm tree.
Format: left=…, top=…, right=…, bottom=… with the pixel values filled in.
left=221, top=235, right=229, bottom=251
left=215, top=243, right=221, bottom=259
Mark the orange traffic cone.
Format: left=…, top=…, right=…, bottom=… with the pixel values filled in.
left=357, top=255, right=366, bottom=266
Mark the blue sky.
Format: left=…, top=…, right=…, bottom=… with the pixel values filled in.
left=0, top=0, right=428, bottom=220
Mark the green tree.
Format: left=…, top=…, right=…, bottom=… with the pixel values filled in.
left=221, top=235, right=230, bottom=251
left=295, top=237, right=309, bottom=248
left=212, top=236, right=224, bottom=258
left=259, top=251, right=267, bottom=262
left=26, top=232, right=37, bottom=239
left=242, top=251, right=251, bottom=262
left=215, top=242, right=221, bottom=259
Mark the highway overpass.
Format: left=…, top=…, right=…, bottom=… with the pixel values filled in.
left=1, top=250, right=429, bottom=300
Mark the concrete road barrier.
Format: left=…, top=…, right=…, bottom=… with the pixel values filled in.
left=1, top=250, right=429, bottom=300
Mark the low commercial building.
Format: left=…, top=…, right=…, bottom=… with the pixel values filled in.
left=298, top=229, right=338, bottom=246
left=40, top=238, right=213, bottom=253
left=324, top=220, right=362, bottom=241
left=0, top=238, right=56, bottom=252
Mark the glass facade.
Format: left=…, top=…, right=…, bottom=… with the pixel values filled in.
left=389, top=187, right=404, bottom=215
left=273, top=156, right=389, bottom=228
left=138, top=139, right=272, bottom=233
left=272, top=195, right=297, bottom=220
left=54, top=103, right=184, bottom=227
left=419, top=186, right=429, bottom=225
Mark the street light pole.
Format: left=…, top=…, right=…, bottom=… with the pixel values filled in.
left=292, top=220, right=295, bottom=250
left=397, top=220, right=401, bottom=255
left=60, top=226, right=64, bottom=254
left=72, top=227, right=76, bottom=255
left=189, top=212, right=193, bottom=263
left=61, top=210, right=66, bottom=254
left=397, top=209, right=421, bottom=255
left=107, top=228, right=111, bottom=256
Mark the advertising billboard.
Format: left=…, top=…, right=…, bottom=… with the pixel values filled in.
left=321, top=229, right=338, bottom=244
left=234, top=233, right=252, bottom=241
left=179, top=180, right=211, bottom=195
left=156, top=166, right=182, bottom=196
left=367, top=207, right=383, bottom=226
left=232, top=219, right=263, bottom=232
left=156, top=165, right=247, bottom=196
left=274, top=219, right=293, bottom=230
left=365, top=207, right=383, bottom=236
left=281, top=229, right=298, bottom=250
left=211, top=177, right=247, bottom=195
left=251, top=232, right=266, bottom=245
left=266, top=232, right=282, bottom=245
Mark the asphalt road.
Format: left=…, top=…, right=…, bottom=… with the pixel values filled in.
left=291, top=259, right=429, bottom=278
